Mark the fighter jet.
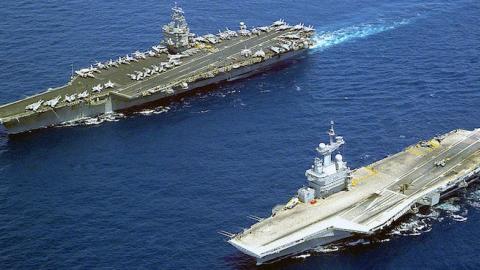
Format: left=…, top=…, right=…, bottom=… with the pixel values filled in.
left=204, top=34, right=218, bottom=44
left=96, top=61, right=107, bottom=69
left=253, top=49, right=266, bottom=58
left=270, top=46, right=281, bottom=54
left=75, top=70, right=87, bottom=77
left=152, top=45, right=167, bottom=53
left=108, top=59, right=119, bottom=67
left=64, top=94, right=76, bottom=103
left=78, top=91, right=89, bottom=99
left=133, top=51, right=146, bottom=59
left=89, top=65, right=100, bottom=73
left=292, top=23, right=304, bottom=30
left=92, top=84, right=103, bottom=92
left=217, top=30, right=230, bottom=40
left=133, top=72, right=143, bottom=80
left=44, top=96, right=61, bottom=108
left=281, top=34, right=301, bottom=39
left=272, top=19, right=286, bottom=27
left=168, top=54, right=184, bottom=60
left=226, top=28, right=238, bottom=37
left=25, top=100, right=44, bottom=111
left=118, top=57, right=128, bottom=65
left=75, top=68, right=94, bottom=78
left=169, top=59, right=181, bottom=66
left=125, top=55, right=137, bottom=62
left=280, top=43, right=291, bottom=51
left=104, top=81, right=115, bottom=89
left=258, top=26, right=270, bottom=32
left=241, top=48, right=252, bottom=57
left=238, top=22, right=251, bottom=36
left=147, top=50, right=156, bottom=57
left=194, top=36, right=206, bottom=43
left=303, top=25, right=315, bottom=32
left=277, top=24, right=291, bottom=31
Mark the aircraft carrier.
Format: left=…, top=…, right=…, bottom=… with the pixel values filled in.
left=0, top=5, right=314, bottom=134
left=224, top=123, right=480, bottom=264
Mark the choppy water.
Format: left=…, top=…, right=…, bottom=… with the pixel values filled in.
left=0, top=0, right=479, bottom=269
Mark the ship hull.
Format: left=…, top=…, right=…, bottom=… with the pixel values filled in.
left=229, top=129, right=480, bottom=265
left=2, top=49, right=307, bottom=134
left=253, top=230, right=351, bottom=265
left=250, top=173, right=480, bottom=265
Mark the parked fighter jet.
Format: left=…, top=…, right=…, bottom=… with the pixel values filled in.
left=303, top=25, right=315, bottom=32
left=44, top=96, right=61, bottom=108
left=107, top=59, right=119, bottom=67
left=104, top=81, right=115, bottom=89
left=280, top=43, right=291, bottom=51
left=152, top=45, right=167, bottom=53
left=125, top=55, right=137, bottom=62
left=64, top=94, right=76, bottom=103
left=147, top=50, right=156, bottom=57
left=92, top=84, right=103, bottom=92
left=117, top=57, right=128, bottom=65
left=25, top=100, right=44, bottom=111
left=292, top=23, right=304, bottom=30
left=272, top=19, right=286, bottom=27
left=133, top=51, right=147, bottom=59
left=241, top=48, right=252, bottom=57
left=254, top=49, right=266, bottom=58
left=96, top=61, right=107, bottom=69
left=78, top=91, right=89, bottom=99
left=89, top=65, right=100, bottom=73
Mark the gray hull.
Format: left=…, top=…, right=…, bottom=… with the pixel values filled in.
left=255, top=230, right=351, bottom=265
left=228, top=129, right=480, bottom=265
left=252, top=172, right=480, bottom=265
left=3, top=49, right=306, bottom=134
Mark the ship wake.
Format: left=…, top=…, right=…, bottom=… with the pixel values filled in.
left=311, top=19, right=411, bottom=51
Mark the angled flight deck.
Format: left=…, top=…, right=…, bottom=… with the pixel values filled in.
left=227, top=126, right=480, bottom=264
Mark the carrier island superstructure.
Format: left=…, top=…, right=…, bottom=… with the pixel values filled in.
left=225, top=123, right=480, bottom=264
left=0, top=5, right=314, bottom=134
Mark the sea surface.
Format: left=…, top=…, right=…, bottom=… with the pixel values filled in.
left=0, top=0, right=479, bottom=269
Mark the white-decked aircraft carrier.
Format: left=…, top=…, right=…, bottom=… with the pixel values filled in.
left=225, top=123, right=480, bottom=264
left=0, top=4, right=314, bottom=134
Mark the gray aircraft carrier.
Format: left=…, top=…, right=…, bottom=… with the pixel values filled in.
left=0, top=5, right=314, bottom=134
left=224, top=123, right=480, bottom=264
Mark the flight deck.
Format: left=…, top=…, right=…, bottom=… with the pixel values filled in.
left=228, top=128, right=480, bottom=264
left=0, top=5, right=314, bottom=134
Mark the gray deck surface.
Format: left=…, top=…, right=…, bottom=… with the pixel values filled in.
left=0, top=27, right=305, bottom=120
left=234, top=129, right=480, bottom=249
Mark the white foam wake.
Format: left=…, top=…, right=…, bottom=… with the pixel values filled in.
left=311, top=19, right=410, bottom=51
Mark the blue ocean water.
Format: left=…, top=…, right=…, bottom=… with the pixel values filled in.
left=0, top=0, right=479, bottom=269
